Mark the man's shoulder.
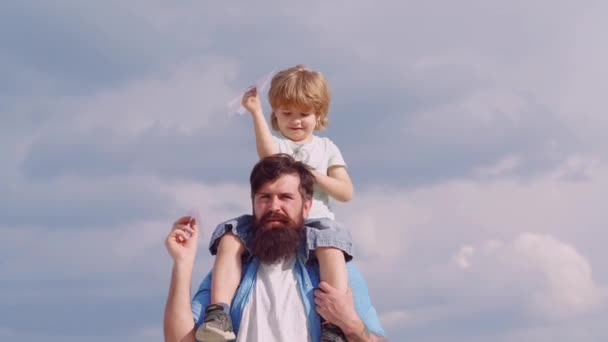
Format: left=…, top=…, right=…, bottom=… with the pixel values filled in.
left=214, top=214, right=253, bottom=230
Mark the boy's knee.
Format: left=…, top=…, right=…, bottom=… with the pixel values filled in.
left=218, top=233, right=246, bottom=253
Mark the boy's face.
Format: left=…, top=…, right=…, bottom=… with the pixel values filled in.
left=274, top=106, right=317, bottom=143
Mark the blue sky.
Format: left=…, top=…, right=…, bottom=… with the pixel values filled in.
left=2, top=1, right=608, bottom=341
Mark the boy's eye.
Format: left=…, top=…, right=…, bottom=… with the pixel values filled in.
left=300, top=113, right=311, bottom=117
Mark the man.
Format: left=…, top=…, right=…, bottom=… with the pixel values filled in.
left=164, top=154, right=386, bottom=341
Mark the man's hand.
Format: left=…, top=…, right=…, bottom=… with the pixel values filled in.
left=314, top=281, right=359, bottom=330
left=242, top=87, right=263, bottom=115
left=315, top=281, right=386, bottom=341
left=165, top=216, right=199, bottom=265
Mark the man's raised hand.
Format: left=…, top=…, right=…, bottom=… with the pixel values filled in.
left=165, top=216, right=199, bottom=265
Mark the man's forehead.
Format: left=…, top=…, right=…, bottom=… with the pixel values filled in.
left=255, top=174, right=301, bottom=194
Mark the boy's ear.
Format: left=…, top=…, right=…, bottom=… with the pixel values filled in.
left=270, top=111, right=279, bottom=131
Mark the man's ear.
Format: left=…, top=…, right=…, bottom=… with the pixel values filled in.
left=302, top=197, right=312, bottom=219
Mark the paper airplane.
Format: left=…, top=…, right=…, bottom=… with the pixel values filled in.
left=227, top=69, right=276, bottom=116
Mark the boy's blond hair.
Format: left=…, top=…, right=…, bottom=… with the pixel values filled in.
left=268, top=65, right=331, bottom=131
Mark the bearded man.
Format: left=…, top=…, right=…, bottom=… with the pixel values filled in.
left=164, top=154, right=386, bottom=342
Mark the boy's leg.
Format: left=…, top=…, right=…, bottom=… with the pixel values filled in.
left=198, top=233, right=244, bottom=342
left=306, top=218, right=352, bottom=342
left=316, top=247, right=349, bottom=342
left=316, top=247, right=348, bottom=293
left=211, top=232, right=246, bottom=305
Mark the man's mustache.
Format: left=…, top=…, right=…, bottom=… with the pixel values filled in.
left=260, top=211, right=291, bottom=225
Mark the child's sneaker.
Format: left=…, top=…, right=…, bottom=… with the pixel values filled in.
left=195, top=304, right=236, bottom=342
left=321, top=322, right=346, bottom=342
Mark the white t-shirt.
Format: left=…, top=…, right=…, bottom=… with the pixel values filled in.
left=273, top=135, right=346, bottom=219
left=237, top=257, right=311, bottom=342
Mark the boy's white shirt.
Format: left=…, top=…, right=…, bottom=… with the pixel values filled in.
left=237, top=256, right=311, bottom=342
left=273, top=135, right=346, bottom=220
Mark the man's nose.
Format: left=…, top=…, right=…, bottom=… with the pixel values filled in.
left=269, top=197, right=281, bottom=211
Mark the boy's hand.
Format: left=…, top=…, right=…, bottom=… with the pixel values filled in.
left=165, top=216, right=199, bottom=265
left=242, top=87, right=263, bottom=115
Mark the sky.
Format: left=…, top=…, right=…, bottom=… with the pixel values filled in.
left=2, top=1, right=608, bottom=341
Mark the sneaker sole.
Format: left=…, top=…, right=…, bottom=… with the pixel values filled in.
left=195, top=325, right=236, bottom=342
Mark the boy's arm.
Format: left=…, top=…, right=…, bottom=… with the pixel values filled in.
left=242, top=87, right=279, bottom=158
left=312, top=165, right=354, bottom=202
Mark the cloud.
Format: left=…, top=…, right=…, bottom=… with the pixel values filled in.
left=0, top=180, right=249, bottom=338
left=14, top=59, right=257, bottom=184
left=453, top=233, right=607, bottom=319
left=333, top=158, right=608, bottom=339
left=0, top=175, right=176, bottom=228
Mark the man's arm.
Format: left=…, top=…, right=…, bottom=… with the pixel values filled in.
left=315, top=282, right=387, bottom=342
left=342, top=319, right=387, bottom=342
left=164, top=216, right=199, bottom=342
left=164, top=262, right=197, bottom=342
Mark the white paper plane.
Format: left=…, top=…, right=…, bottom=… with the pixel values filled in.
left=227, top=69, right=276, bottom=116
left=184, top=208, right=201, bottom=238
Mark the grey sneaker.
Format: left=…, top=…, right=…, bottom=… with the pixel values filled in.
left=321, top=322, right=347, bottom=342
left=195, top=304, right=236, bottom=342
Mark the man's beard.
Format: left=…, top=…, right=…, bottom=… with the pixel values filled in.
left=250, top=210, right=305, bottom=264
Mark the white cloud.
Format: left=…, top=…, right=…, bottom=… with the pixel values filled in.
left=454, top=245, right=475, bottom=269
left=453, top=233, right=607, bottom=319
left=474, top=156, right=521, bottom=178
left=61, top=58, right=239, bottom=135
left=379, top=310, right=411, bottom=329
left=516, top=233, right=607, bottom=318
